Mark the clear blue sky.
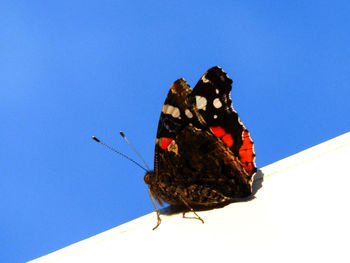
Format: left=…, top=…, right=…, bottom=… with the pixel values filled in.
left=1, top=1, right=349, bottom=262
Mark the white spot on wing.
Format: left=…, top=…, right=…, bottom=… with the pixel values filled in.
left=162, top=104, right=181, bottom=119
left=172, top=108, right=180, bottom=118
left=168, top=140, right=178, bottom=154
left=195, top=96, right=207, bottom=110
left=214, top=114, right=218, bottom=119
left=201, top=75, right=210, bottom=83
left=215, top=89, right=219, bottom=94
left=213, top=98, right=222, bottom=109
left=185, top=109, right=193, bottom=118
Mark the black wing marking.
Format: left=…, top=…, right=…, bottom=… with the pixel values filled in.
left=190, top=66, right=256, bottom=175
left=190, top=66, right=244, bottom=155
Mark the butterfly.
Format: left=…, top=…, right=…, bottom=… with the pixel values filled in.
left=144, top=66, right=256, bottom=229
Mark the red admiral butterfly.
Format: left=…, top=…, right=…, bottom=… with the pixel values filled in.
left=144, top=66, right=256, bottom=229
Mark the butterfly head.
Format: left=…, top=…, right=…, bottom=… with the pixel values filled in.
left=143, top=171, right=154, bottom=185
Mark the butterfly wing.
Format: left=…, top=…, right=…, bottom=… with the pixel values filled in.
left=145, top=68, right=255, bottom=206
left=154, top=78, right=194, bottom=152
left=190, top=66, right=256, bottom=176
left=146, top=78, right=203, bottom=205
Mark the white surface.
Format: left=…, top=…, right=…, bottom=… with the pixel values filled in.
left=29, top=132, right=350, bottom=263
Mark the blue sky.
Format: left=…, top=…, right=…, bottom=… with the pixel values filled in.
left=1, top=1, right=349, bottom=262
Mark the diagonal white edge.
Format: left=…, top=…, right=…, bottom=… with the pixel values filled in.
left=29, top=132, right=350, bottom=263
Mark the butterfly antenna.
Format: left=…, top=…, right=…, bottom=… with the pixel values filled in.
left=119, top=131, right=151, bottom=171
left=91, top=136, right=148, bottom=172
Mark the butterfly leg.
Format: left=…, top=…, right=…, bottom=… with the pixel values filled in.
left=179, top=196, right=204, bottom=224
left=148, top=187, right=161, bottom=230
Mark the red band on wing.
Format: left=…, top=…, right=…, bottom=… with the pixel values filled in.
left=159, top=137, right=174, bottom=150
left=211, top=126, right=256, bottom=175
left=238, top=129, right=255, bottom=175
left=222, top=133, right=233, bottom=147
left=210, top=126, right=225, bottom=137
left=210, top=126, right=234, bottom=147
